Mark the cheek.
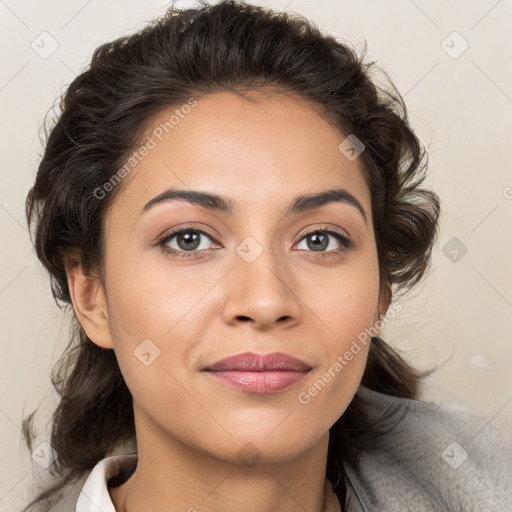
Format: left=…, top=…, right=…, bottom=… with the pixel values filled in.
left=317, top=253, right=380, bottom=342
left=103, top=255, right=216, bottom=398
left=105, top=245, right=214, bottom=338
left=308, top=253, right=378, bottom=389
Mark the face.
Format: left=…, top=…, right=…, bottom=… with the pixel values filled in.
left=80, top=90, right=389, bottom=464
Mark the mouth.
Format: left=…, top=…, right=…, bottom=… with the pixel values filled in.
left=202, top=351, right=313, bottom=394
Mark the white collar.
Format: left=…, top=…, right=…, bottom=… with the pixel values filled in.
left=74, top=453, right=137, bottom=512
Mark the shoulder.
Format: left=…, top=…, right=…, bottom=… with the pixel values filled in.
left=344, top=385, right=512, bottom=511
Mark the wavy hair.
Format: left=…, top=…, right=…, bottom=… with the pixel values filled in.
left=22, top=1, right=440, bottom=510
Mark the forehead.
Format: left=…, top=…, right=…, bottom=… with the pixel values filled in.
left=107, top=90, right=371, bottom=225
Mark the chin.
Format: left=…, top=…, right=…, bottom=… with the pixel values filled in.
left=202, top=431, right=316, bottom=466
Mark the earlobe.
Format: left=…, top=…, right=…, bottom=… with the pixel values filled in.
left=65, top=256, right=114, bottom=350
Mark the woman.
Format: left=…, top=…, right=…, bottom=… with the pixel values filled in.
left=21, top=1, right=512, bottom=511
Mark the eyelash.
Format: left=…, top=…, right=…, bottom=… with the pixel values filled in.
left=156, top=225, right=354, bottom=259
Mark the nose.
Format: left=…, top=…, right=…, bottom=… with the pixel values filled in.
left=221, top=242, right=302, bottom=331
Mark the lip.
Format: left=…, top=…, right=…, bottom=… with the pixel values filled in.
left=202, top=351, right=312, bottom=394
left=205, top=351, right=312, bottom=372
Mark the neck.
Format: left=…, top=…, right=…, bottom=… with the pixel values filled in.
left=109, top=407, right=340, bottom=512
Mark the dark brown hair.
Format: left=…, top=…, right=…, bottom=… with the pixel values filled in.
left=22, top=1, right=440, bottom=510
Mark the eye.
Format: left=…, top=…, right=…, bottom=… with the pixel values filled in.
left=294, top=228, right=353, bottom=255
left=157, top=226, right=218, bottom=258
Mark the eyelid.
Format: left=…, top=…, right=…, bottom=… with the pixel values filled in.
left=156, top=222, right=218, bottom=241
left=297, top=224, right=351, bottom=243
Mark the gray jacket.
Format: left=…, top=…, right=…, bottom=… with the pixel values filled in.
left=341, top=385, right=512, bottom=511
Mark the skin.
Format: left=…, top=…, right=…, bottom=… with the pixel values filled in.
left=66, top=90, right=390, bottom=512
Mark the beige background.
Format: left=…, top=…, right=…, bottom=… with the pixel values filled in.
left=1, top=0, right=511, bottom=508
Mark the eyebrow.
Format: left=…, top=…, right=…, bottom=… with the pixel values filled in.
left=140, top=187, right=367, bottom=223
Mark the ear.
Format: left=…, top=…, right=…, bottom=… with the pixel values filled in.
left=378, top=280, right=392, bottom=318
left=65, top=254, right=114, bottom=350
left=373, top=279, right=392, bottom=328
